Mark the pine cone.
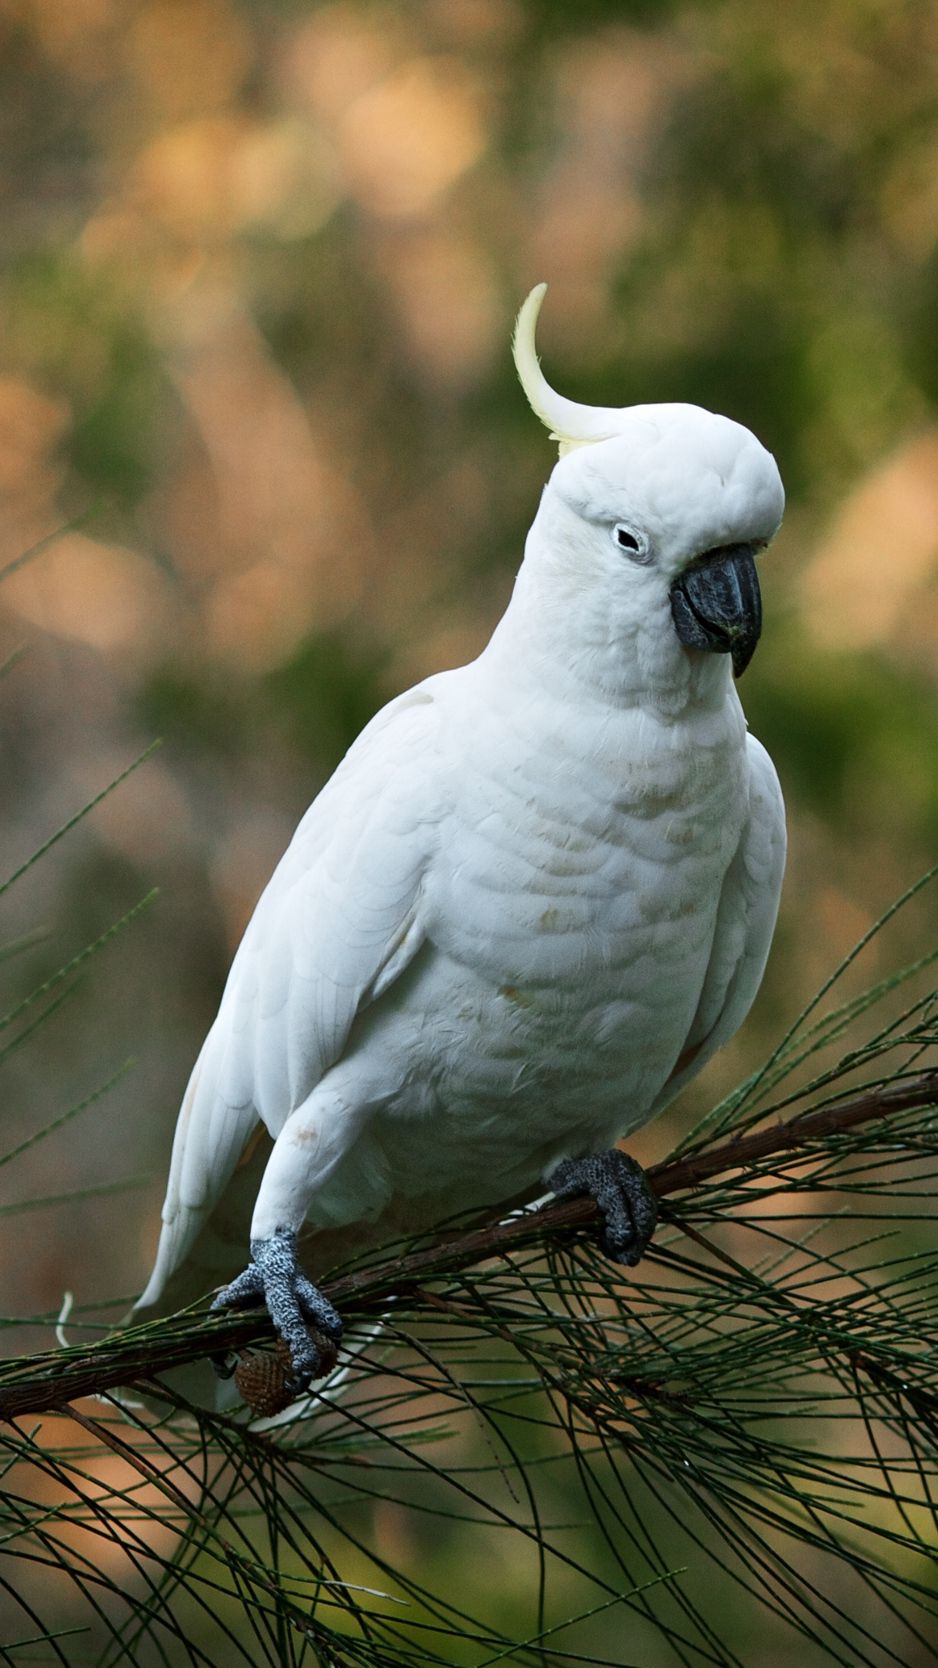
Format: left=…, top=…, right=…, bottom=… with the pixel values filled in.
left=233, top=1333, right=339, bottom=1417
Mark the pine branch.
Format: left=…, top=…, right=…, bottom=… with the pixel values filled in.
left=1, top=1070, right=935, bottom=1421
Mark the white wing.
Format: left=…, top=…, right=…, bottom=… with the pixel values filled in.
left=138, top=682, right=441, bottom=1309
left=652, top=733, right=786, bottom=1113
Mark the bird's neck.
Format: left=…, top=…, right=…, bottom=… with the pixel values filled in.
left=484, top=554, right=737, bottom=725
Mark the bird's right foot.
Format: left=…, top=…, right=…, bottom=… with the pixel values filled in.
left=210, top=1227, right=343, bottom=1397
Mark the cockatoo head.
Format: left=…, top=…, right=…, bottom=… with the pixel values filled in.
left=513, top=285, right=784, bottom=685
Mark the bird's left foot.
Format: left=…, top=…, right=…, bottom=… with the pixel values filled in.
left=549, top=1149, right=658, bottom=1267
left=210, top=1228, right=343, bottom=1398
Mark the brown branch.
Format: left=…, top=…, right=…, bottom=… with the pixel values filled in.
left=1, top=1070, right=935, bottom=1421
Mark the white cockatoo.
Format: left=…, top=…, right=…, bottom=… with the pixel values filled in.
left=136, top=285, right=786, bottom=1408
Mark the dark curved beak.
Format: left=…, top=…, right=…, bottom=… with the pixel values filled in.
left=669, top=542, right=763, bottom=678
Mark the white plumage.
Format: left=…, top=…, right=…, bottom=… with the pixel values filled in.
left=137, top=287, right=786, bottom=1406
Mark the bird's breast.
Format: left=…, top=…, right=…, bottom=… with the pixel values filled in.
left=425, top=690, right=747, bottom=986
left=389, top=692, right=748, bottom=1128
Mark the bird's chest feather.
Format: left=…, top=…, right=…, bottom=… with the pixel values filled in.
left=429, top=694, right=744, bottom=963
left=408, top=699, right=748, bottom=1118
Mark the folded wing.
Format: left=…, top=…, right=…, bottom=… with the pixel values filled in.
left=137, top=683, right=441, bottom=1312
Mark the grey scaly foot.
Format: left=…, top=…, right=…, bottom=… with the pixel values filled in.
left=210, top=1227, right=343, bottom=1396
left=549, top=1149, right=658, bottom=1267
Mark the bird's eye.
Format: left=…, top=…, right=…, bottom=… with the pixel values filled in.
left=612, top=524, right=651, bottom=563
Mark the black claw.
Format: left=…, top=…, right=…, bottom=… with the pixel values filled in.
left=210, top=1227, right=343, bottom=1399
left=549, top=1149, right=658, bottom=1267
